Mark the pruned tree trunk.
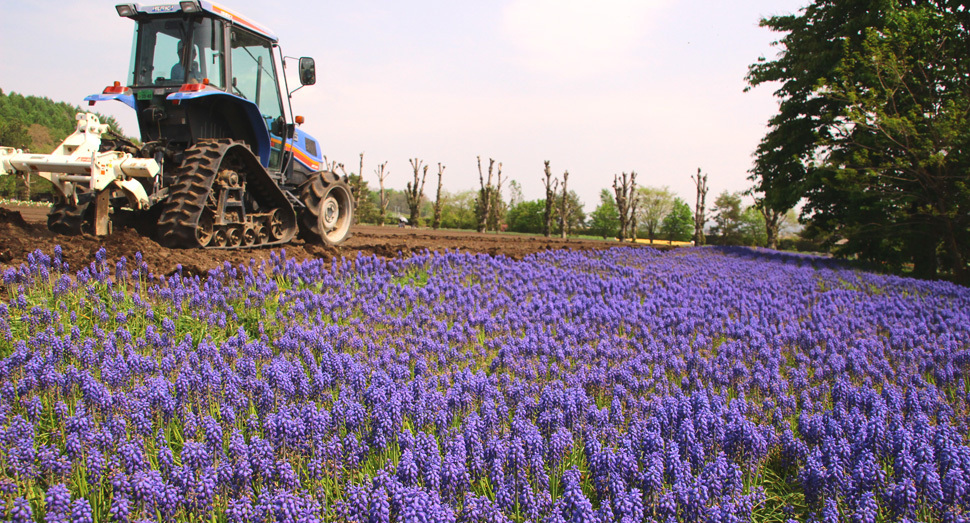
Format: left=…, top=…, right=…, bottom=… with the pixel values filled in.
left=376, top=162, right=390, bottom=226
left=559, top=170, right=569, bottom=239
left=322, top=155, right=343, bottom=172
left=353, top=152, right=365, bottom=224
left=476, top=157, right=497, bottom=233
left=613, top=171, right=637, bottom=242
left=543, top=160, right=558, bottom=237
left=406, top=158, right=428, bottom=227
left=692, top=168, right=708, bottom=245
left=490, top=162, right=505, bottom=231
left=628, top=183, right=639, bottom=243
left=432, top=163, right=445, bottom=230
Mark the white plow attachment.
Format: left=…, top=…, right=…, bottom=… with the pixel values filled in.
left=0, top=113, right=160, bottom=235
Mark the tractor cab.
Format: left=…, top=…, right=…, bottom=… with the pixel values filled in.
left=103, top=1, right=320, bottom=178
left=2, top=1, right=353, bottom=249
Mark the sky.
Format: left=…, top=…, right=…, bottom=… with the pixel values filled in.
left=0, top=0, right=809, bottom=213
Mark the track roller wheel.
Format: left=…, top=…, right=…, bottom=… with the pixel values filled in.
left=254, top=223, right=269, bottom=245
left=196, top=209, right=215, bottom=247
left=268, top=208, right=292, bottom=242
left=227, top=226, right=243, bottom=248
left=242, top=226, right=257, bottom=247
left=212, top=228, right=228, bottom=247
left=299, top=171, right=354, bottom=246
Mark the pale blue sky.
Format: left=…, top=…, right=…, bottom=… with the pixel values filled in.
left=0, top=0, right=807, bottom=212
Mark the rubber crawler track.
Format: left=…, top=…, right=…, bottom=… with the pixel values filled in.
left=47, top=192, right=93, bottom=235
left=156, top=139, right=296, bottom=249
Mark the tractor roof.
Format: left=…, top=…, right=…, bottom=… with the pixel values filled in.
left=117, top=1, right=279, bottom=42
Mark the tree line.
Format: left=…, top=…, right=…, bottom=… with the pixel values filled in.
left=339, top=153, right=804, bottom=249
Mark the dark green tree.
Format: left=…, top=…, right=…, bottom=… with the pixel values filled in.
left=0, top=119, right=30, bottom=149
left=347, top=173, right=377, bottom=224
left=506, top=200, right=545, bottom=234
left=0, top=119, right=32, bottom=199
left=660, top=197, right=693, bottom=242
left=588, top=189, right=620, bottom=239
left=747, top=1, right=970, bottom=281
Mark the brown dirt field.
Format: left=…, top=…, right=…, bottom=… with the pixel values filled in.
left=0, top=204, right=651, bottom=277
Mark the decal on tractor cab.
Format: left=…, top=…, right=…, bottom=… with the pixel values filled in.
left=148, top=5, right=179, bottom=13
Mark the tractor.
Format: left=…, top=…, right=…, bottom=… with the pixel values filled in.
left=0, top=0, right=354, bottom=248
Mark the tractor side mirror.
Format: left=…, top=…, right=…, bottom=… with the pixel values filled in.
left=299, top=57, right=316, bottom=86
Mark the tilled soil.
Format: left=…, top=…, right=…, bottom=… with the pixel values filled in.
left=1, top=204, right=639, bottom=277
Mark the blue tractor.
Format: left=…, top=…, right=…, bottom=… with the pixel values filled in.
left=2, top=1, right=353, bottom=248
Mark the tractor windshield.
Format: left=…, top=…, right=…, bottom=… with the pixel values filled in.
left=129, top=17, right=226, bottom=89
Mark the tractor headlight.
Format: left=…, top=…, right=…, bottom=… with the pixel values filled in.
left=115, top=3, right=137, bottom=17
left=179, top=0, right=201, bottom=13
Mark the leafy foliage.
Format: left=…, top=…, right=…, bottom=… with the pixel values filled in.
left=747, top=2, right=970, bottom=282
left=635, top=186, right=674, bottom=242
left=660, top=197, right=693, bottom=242
left=439, top=190, right=479, bottom=230
left=0, top=88, right=124, bottom=146
left=587, top=189, right=620, bottom=239
left=506, top=199, right=545, bottom=234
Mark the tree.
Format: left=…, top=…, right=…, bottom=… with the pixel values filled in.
left=613, top=172, right=638, bottom=242
left=346, top=173, right=377, bottom=224
left=439, top=190, right=478, bottom=230
left=747, top=1, right=970, bottom=281
left=588, top=189, right=620, bottom=239
left=506, top=200, right=545, bottom=234
left=691, top=168, right=708, bottom=245
left=660, top=197, right=693, bottom=242
left=711, top=191, right=744, bottom=245
left=508, top=180, right=524, bottom=208
left=635, top=186, right=675, bottom=243
left=752, top=195, right=792, bottom=250
left=559, top=171, right=570, bottom=238
left=0, top=119, right=32, bottom=199
left=554, top=190, right=585, bottom=236
left=476, top=157, right=503, bottom=233
left=351, top=153, right=366, bottom=224
left=542, top=161, right=558, bottom=237
left=0, top=119, right=30, bottom=150
left=375, top=162, right=390, bottom=226
left=405, top=158, right=428, bottom=227
left=739, top=205, right=768, bottom=247
left=432, top=163, right=445, bottom=230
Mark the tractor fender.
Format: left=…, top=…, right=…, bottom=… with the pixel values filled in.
left=166, top=90, right=272, bottom=167
left=84, top=92, right=136, bottom=110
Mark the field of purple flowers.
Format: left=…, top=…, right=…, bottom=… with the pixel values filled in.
left=1, top=245, right=968, bottom=523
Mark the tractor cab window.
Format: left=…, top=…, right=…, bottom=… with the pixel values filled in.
left=230, top=28, right=285, bottom=170
left=130, top=17, right=225, bottom=89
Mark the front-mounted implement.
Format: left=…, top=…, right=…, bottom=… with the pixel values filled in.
left=0, top=0, right=354, bottom=248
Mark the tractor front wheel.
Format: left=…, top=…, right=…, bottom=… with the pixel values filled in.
left=299, top=171, right=354, bottom=246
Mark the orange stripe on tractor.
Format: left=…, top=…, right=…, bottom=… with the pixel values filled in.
left=273, top=139, right=320, bottom=171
